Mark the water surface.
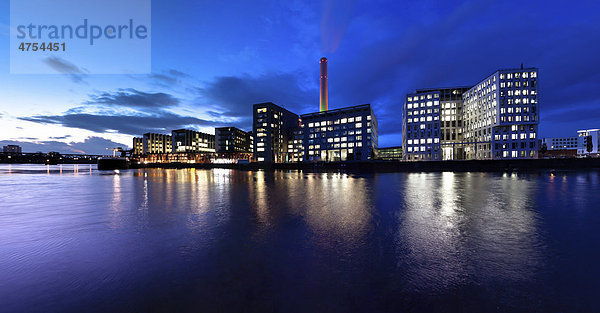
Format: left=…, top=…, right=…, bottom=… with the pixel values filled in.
left=1, top=164, right=599, bottom=312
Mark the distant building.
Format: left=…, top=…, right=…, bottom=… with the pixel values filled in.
left=2, top=145, right=22, bottom=154
left=301, top=104, right=378, bottom=161
left=577, top=129, right=600, bottom=156
left=463, top=68, right=539, bottom=159
left=215, top=127, right=252, bottom=153
left=171, top=129, right=215, bottom=153
left=133, top=137, right=143, bottom=155
left=143, top=133, right=172, bottom=154
left=247, top=131, right=254, bottom=154
left=403, top=87, right=470, bottom=161
left=377, top=146, right=403, bottom=161
left=542, top=137, right=578, bottom=150
left=253, top=102, right=300, bottom=163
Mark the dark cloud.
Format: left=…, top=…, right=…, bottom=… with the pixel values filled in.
left=49, top=135, right=72, bottom=140
left=196, top=72, right=317, bottom=118
left=149, top=69, right=190, bottom=87
left=322, top=0, right=600, bottom=143
left=44, top=56, right=88, bottom=84
left=84, top=89, right=179, bottom=109
left=19, top=112, right=221, bottom=136
left=0, top=137, right=127, bottom=155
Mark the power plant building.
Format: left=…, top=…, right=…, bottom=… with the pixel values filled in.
left=320, top=57, right=328, bottom=112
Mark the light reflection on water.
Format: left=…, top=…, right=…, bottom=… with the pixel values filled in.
left=397, top=172, right=544, bottom=293
left=1, top=166, right=599, bottom=312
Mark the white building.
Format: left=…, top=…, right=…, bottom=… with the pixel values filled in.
left=463, top=67, right=539, bottom=159
left=403, top=66, right=539, bottom=161
left=577, top=129, right=600, bottom=156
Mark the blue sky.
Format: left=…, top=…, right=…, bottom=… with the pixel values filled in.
left=1, top=0, right=599, bottom=154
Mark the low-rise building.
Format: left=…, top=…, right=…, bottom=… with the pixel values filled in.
left=2, top=145, right=22, bottom=154
left=377, top=146, right=403, bottom=161
left=542, top=137, right=578, bottom=150
left=577, top=129, right=600, bottom=156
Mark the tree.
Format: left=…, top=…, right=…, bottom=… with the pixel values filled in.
left=587, top=135, right=594, bottom=154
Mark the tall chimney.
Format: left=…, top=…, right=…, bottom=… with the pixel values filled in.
left=320, top=57, right=328, bottom=112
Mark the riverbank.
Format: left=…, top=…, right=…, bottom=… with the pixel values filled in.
left=131, top=157, right=600, bottom=173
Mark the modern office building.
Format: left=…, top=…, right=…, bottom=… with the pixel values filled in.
left=542, top=137, right=578, bottom=150
left=301, top=104, right=378, bottom=162
left=403, top=87, right=470, bottom=161
left=142, top=133, right=172, bottom=154
left=577, top=129, right=600, bottom=156
left=215, top=127, right=252, bottom=153
left=288, top=128, right=304, bottom=162
left=463, top=67, right=539, bottom=159
left=403, top=67, right=539, bottom=161
left=2, top=145, right=22, bottom=154
left=253, top=102, right=300, bottom=163
left=377, top=146, right=403, bottom=161
left=133, top=137, right=143, bottom=155
left=171, top=129, right=215, bottom=153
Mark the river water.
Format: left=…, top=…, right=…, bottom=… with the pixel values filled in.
left=0, top=164, right=599, bottom=312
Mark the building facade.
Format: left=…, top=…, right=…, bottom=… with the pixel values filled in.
left=171, top=129, right=215, bottom=153
left=142, top=133, right=172, bottom=154
left=542, top=137, right=578, bottom=150
left=133, top=137, right=143, bottom=155
left=577, top=129, right=600, bottom=156
left=253, top=102, right=300, bottom=163
left=403, top=87, right=470, bottom=161
left=377, top=146, right=403, bottom=161
left=215, top=127, right=252, bottom=153
left=2, top=145, right=22, bottom=154
left=301, top=104, right=378, bottom=162
left=463, top=68, right=539, bottom=159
